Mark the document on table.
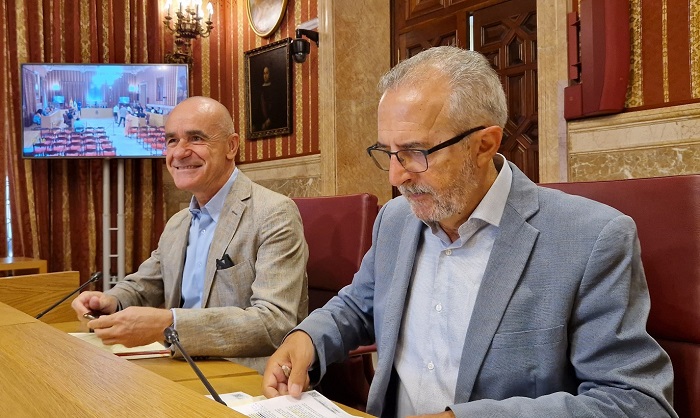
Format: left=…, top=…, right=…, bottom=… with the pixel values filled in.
left=68, top=332, right=171, bottom=359
left=207, top=390, right=360, bottom=418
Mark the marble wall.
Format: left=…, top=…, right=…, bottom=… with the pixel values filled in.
left=568, top=104, right=700, bottom=180
left=164, top=155, right=323, bottom=219
left=241, top=154, right=322, bottom=197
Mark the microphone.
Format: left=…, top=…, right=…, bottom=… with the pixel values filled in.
left=36, top=271, right=103, bottom=319
left=164, top=326, right=227, bottom=406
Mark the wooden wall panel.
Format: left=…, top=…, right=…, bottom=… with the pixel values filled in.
left=666, top=0, right=691, bottom=102
left=640, top=0, right=665, bottom=105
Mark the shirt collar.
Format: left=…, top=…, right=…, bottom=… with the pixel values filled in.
left=468, top=153, right=511, bottom=228
left=188, top=167, right=239, bottom=223
left=423, top=153, right=512, bottom=237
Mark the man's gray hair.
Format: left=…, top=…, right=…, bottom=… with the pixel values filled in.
left=377, top=46, right=508, bottom=132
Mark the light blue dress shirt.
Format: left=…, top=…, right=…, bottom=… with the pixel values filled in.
left=395, top=155, right=512, bottom=416
left=174, top=168, right=239, bottom=323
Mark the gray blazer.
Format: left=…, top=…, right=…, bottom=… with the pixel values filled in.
left=298, top=163, right=676, bottom=417
left=109, top=172, right=308, bottom=372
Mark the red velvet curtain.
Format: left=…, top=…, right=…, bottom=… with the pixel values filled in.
left=0, top=0, right=166, bottom=285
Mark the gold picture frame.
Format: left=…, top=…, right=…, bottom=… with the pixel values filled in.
left=246, top=0, right=289, bottom=38
left=244, top=38, right=293, bottom=139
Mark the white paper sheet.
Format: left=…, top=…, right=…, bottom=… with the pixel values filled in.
left=217, top=390, right=359, bottom=418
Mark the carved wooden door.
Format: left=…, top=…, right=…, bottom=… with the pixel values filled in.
left=473, top=0, right=538, bottom=181
left=397, top=14, right=467, bottom=60
left=393, top=0, right=539, bottom=181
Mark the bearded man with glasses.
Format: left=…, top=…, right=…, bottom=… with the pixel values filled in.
left=263, top=46, right=676, bottom=418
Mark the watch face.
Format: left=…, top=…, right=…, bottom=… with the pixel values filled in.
left=246, top=0, right=289, bottom=38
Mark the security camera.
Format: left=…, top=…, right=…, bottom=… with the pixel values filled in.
left=291, top=38, right=311, bottom=63
left=291, top=29, right=319, bottom=64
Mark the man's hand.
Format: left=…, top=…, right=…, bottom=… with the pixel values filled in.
left=71, top=291, right=119, bottom=320
left=262, top=331, right=316, bottom=398
left=87, top=306, right=173, bottom=347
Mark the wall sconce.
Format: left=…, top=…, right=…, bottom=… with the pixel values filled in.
left=163, top=0, right=214, bottom=65
left=291, top=29, right=319, bottom=64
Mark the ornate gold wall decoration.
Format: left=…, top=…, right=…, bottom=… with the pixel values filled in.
left=661, top=0, right=669, bottom=102
left=626, top=0, right=643, bottom=108
left=691, top=0, right=700, bottom=98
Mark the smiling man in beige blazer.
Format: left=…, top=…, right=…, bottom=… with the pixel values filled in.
left=72, top=96, right=308, bottom=373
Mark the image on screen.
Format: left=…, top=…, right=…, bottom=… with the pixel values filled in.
left=20, top=63, right=189, bottom=159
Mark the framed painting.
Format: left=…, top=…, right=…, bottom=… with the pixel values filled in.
left=244, top=38, right=293, bottom=139
left=246, top=0, right=289, bottom=38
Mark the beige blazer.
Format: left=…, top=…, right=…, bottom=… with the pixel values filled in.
left=108, top=172, right=308, bottom=372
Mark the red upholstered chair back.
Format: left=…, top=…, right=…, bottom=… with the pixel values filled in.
left=541, top=174, right=700, bottom=418
left=292, top=193, right=379, bottom=411
left=293, top=194, right=379, bottom=313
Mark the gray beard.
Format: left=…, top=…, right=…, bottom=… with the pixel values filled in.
left=399, top=156, right=478, bottom=223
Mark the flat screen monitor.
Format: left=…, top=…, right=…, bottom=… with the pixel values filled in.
left=20, top=63, right=189, bottom=159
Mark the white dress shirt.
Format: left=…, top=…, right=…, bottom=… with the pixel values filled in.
left=395, top=155, right=512, bottom=416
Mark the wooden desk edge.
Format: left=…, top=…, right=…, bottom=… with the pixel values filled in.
left=0, top=257, right=47, bottom=273
left=48, top=320, right=374, bottom=416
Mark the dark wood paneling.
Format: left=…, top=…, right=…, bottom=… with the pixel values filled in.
left=394, top=0, right=506, bottom=35
left=474, top=0, right=538, bottom=181
left=406, top=0, right=446, bottom=20
left=397, top=14, right=464, bottom=60
left=392, top=0, right=539, bottom=184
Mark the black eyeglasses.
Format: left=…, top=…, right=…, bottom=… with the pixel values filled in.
left=366, top=126, right=486, bottom=173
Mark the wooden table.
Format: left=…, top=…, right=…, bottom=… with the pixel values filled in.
left=0, top=302, right=37, bottom=326
left=0, top=271, right=80, bottom=323
left=51, top=320, right=259, bottom=383
left=0, top=302, right=243, bottom=417
left=46, top=317, right=374, bottom=417
left=147, top=112, right=168, bottom=127
left=40, top=110, right=63, bottom=128
left=82, top=107, right=113, bottom=119
left=132, top=357, right=258, bottom=383
left=0, top=257, right=47, bottom=275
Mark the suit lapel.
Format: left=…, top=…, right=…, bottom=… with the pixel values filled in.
left=163, top=211, right=191, bottom=309
left=454, top=163, right=541, bottom=403
left=376, top=209, right=423, bottom=377
left=200, top=172, right=252, bottom=307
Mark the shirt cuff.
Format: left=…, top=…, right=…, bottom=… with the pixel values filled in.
left=165, top=308, right=177, bottom=351
left=170, top=308, right=178, bottom=329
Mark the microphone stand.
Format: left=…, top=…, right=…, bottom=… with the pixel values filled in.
left=164, top=326, right=227, bottom=406
left=35, top=271, right=103, bottom=319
